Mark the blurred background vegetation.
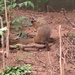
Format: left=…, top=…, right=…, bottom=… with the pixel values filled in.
left=16, top=0, right=75, bottom=11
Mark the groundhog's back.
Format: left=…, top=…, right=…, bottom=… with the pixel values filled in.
left=34, top=25, right=50, bottom=44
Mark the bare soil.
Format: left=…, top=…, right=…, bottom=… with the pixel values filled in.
left=0, top=10, right=75, bottom=75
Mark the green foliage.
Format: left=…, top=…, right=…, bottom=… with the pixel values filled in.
left=36, top=0, right=48, bottom=3
left=18, top=1, right=34, bottom=9
left=68, top=33, right=75, bottom=39
left=0, top=27, right=7, bottom=35
left=12, top=16, right=26, bottom=24
left=0, top=0, right=34, bottom=12
left=24, top=64, right=32, bottom=73
left=17, top=31, right=28, bottom=38
left=7, top=0, right=34, bottom=10
left=0, top=0, right=16, bottom=15
left=0, top=0, right=34, bottom=38
left=11, top=24, right=22, bottom=31
left=11, top=16, right=26, bottom=31
left=0, top=0, right=34, bottom=22
left=0, top=0, right=4, bottom=15
left=11, top=16, right=31, bottom=31
left=11, top=16, right=30, bottom=38
left=7, top=3, right=17, bottom=10
left=0, top=0, right=34, bottom=28
left=0, top=64, right=32, bottom=75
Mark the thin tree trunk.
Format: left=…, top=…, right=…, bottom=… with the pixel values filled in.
left=0, top=17, right=5, bottom=69
left=4, top=0, right=10, bottom=57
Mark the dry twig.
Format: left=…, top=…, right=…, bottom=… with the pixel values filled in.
left=47, top=51, right=53, bottom=75
left=59, top=25, right=63, bottom=75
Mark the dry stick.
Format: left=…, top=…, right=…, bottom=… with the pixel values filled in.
left=59, top=25, right=63, bottom=75
left=10, top=43, right=53, bottom=51
left=10, top=43, right=46, bottom=51
left=0, top=17, right=5, bottom=69
left=47, top=51, right=53, bottom=75
left=63, top=56, right=65, bottom=75
left=4, top=0, right=10, bottom=57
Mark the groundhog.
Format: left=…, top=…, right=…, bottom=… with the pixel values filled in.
left=31, top=18, right=51, bottom=51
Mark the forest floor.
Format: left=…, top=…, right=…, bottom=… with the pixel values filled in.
left=0, top=9, right=75, bottom=75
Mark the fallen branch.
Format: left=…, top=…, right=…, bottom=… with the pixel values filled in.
left=10, top=43, right=46, bottom=50
left=10, top=43, right=53, bottom=51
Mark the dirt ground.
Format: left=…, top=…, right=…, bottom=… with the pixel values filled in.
left=0, top=9, right=75, bottom=75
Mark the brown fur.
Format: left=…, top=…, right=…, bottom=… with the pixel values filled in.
left=31, top=18, right=51, bottom=51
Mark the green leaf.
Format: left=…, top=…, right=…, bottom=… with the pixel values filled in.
left=0, top=30, right=3, bottom=35
left=7, top=3, right=16, bottom=10
left=24, top=64, right=32, bottom=73
left=23, top=1, right=34, bottom=9
left=16, top=70, right=21, bottom=75
left=0, top=27, right=7, bottom=31
left=0, top=27, right=7, bottom=35
left=11, top=24, right=22, bottom=31
left=28, top=1, right=34, bottom=9
left=24, top=2, right=28, bottom=6
left=12, top=3, right=17, bottom=8
left=7, top=5, right=13, bottom=10
left=6, top=0, right=10, bottom=3
left=18, top=3, right=24, bottom=7
left=1, top=7, right=5, bottom=11
left=1, top=64, right=32, bottom=75
left=13, top=0, right=16, bottom=3
left=12, top=16, right=26, bottom=24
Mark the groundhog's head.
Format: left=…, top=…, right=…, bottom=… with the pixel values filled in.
left=31, top=18, right=40, bottom=29
left=31, top=18, right=36, bottom=23
left=31, top=17, right=46, bottom=29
